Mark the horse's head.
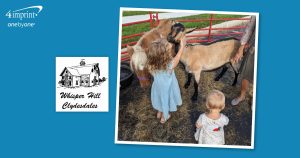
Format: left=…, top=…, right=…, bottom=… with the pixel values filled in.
left=127, top=45, right=151, bottom=88
left=167, top=22, right=186, bottom=44
left=156, top=19, right=177, bottom=37
left=125, top=19, right=181, bottom=88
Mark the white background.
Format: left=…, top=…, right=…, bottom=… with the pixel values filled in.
left=56, top=57, right=109, bottom=112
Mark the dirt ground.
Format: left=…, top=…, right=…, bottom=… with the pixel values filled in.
left=118, top=63, right=253, bottom=146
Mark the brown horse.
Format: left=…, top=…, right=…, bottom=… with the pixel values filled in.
left=168, top=24, right=241, bottom=102
left=126, top=19, right=177, bottom=88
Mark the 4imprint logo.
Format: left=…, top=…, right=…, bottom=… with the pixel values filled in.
left=5, top=5, right=43, bottom=28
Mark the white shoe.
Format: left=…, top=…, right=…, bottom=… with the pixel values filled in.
left=231, top=97, right=244, bottom=106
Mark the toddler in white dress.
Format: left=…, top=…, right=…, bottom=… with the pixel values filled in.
left=194, top=90, right=229, bottom=145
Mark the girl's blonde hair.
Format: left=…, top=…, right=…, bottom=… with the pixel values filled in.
left=206, top=90, right=225, bottom=110
left=147, top=39, right=173, bottom=72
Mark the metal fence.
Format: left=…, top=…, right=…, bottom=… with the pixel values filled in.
left=121, top=12, right=250, bottom=61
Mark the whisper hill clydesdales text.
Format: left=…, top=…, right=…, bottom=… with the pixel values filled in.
left=59, top=92, right=101, bottom=110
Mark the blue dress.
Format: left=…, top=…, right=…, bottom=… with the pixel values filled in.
left=151, top=61, right=182, bottom=120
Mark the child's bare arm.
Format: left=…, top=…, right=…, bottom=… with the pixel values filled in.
left=172, top=37, right=186, bottom=69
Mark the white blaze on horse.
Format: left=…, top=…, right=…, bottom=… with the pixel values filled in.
left=126, top=19, right=177, bottom=88
left=168, top=24, right=241, bottom=102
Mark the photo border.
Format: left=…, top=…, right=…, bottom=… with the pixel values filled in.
left=115, top=7, right=259, bottom=149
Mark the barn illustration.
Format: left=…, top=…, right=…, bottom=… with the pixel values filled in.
left=58, top=59, right=101, bottom=87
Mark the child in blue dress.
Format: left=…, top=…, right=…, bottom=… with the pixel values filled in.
left=147, top=37, right=186, bottom=124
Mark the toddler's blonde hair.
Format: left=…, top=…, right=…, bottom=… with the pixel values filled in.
left=206, top=90, right=225, bottom=110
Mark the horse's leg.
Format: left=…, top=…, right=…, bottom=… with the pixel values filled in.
left=230, top=62, right=239, bottom=86
left=191, top=71, right=201, bottom=102
left=184, top=73, right=192, bottom=89
left=214, top=65, right=228, bottom=81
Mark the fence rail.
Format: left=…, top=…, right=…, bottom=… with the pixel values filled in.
left=121, top=12, right=250, bottom=61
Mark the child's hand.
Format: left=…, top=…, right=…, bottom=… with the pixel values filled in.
left=231, top=45, right=245, bottom=64
left=180, top=37, right=186, bottom=48
left=172, top=37, right=186, bottom=69
left=195, top=121, right=202, bottom=129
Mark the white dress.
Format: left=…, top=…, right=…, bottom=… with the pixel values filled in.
left=194, top=113, right=229, bottom=145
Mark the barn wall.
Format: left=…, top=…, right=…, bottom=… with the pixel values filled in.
left=90, top=71, right=99, bottom=86
left=62, top=70, right=73, bottom=87
left=81, top=75, right=90, bottom=87
left=72, top=76, right=80, bottom=87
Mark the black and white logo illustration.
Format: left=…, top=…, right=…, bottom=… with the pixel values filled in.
left=56, top=57, right=109, bottom=112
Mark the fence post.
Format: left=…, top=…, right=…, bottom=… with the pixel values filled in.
left=155, top=12, right=159, bottom=26
left=149, top=12, right=153, bottom=28
left=208, top=14, right=214, bottom=42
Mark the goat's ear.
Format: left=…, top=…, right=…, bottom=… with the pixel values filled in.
left=171, top=19, right=176, bottom=25
left=127, top=45, right=134, bottom=57
left=185, top=27, right=197, bottom=34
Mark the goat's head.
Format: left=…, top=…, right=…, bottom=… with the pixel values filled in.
left=167, top=22, right=186, bottom=44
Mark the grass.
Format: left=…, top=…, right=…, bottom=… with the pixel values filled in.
left=122, top=13, right=247, bottom=46
left=122, top=23, right=151, bottom=45
left=177, top=14, right=246, bottom=28
left=123, top=11, right=150, bottom=16
left=123, top=11, right=164, bottom=16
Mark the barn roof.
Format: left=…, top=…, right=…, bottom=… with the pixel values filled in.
left=60, top=64, right=98, bottom=76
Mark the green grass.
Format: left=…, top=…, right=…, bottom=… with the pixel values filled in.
left=177, top=14, right=246, bottom=29
left=122, top=22, right=151, bottom=45
left=123, top=11, right=164, bottom=16
left=123, top=11, right=150, bottom=16
left=122, top=14, right=248, bottom=46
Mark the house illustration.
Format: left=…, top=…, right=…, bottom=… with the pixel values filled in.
left=59, top=59, right=101, bottom=87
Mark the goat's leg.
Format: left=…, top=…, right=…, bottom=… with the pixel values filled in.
left=214, top=65, right=228, bottom=81
left=191, top=77, right=198, bottom=102
left=184, top=73, right=192, bottom=89
left=232, top=72, right=239, bottom=86
left=230, top=62, right=239, bottom=86
left=232, top=71, right=239, bottom=86
left=191, top=71, right=201, bottom=102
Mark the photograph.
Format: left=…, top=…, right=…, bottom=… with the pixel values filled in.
left=115, top=7, right=259, bottom=149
